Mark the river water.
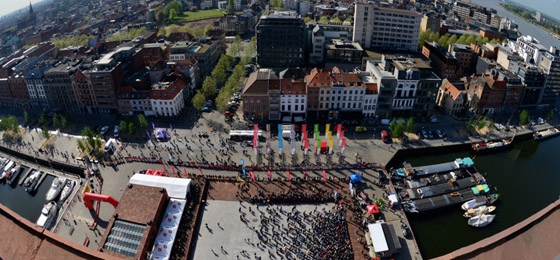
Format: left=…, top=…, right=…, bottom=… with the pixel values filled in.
left=0, top=168, right=55, bottom=223
left=468, top=0, right=560, bottom=49
left=394, top=137, right=560, bottom=258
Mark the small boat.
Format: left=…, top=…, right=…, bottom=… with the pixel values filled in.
left=58, top=180, right=75, bottom=203
left=24, top=170, right=40, bottom=188
left=461, top=197, right=488, bottom=211
left=36, top=201, right=58, bottom=230
left=463, top=205, right=496, bottom=218
left=450, top=191, right=460, bottom=196
left=472, top=137, right=513, bottom=153
left=533, top=127, right=560, bottom=141
left=4, top=164, right=20, bottom=184
left=468, top=214, right=496, bottom=228
left=0, top=160, right=15, bottom=180
left=46, top=177, right=66, bottom=201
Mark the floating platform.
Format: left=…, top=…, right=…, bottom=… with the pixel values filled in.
left=396, top=157, right=475, bottom=178
left=18, top=167, right=34, bottom=186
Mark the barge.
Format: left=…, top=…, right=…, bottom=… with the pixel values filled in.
left=533, top=126, right=560, bottom=141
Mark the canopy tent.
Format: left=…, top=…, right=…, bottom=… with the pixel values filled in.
left=350, top=173, right=362, bottom=182
left=367, top=204, right=380, bottom=214
left=320, top=141, right=328, bottom=153
left=367, top=222, right=402, bottom=255
left=150, top=198, right=186, bottom=260
left=388, top=193, right=399, bottom=207
left=155, top=128, right=171, bottom=141
left=129, top=174, right=191, bottom=200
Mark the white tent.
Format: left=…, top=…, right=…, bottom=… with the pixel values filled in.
left=368, top=222, right=389, bottom=253
left=150, top=198, right=186, bottom=260
left=129, top=174, right=191, bottom=200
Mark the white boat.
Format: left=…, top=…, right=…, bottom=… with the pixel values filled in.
left=36, top=201, right=58, bottom=230
left=0, top=160, right=15, bottom=180
left=24, top=170, right=40, bottom=187
left=46, top=177, right=66, bottom=201
left=4, top=164, right=20, bottom=184
left=467, top=214, right=496, bottom=228
left=461, top=197, right=488, bottom=211
left=58, top=180, right=75, bottom=203
left=463, top=205, right=496, bottom=218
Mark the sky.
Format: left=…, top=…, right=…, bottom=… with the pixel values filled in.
left=0, top=0, right=44, bottom=17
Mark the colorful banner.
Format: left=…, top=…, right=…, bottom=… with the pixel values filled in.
left=322, top=169, right=327, bottom=180
left=325, top=124, right=330, bottom=138
left=286, top=170, right=291, bottom=181
left=303, top=170, right=307, bottom=179
left=266, top=124, right=271, bottom=154
left=336, top=124, right=342, bottom=138
left=241, top=159, right=246, bottom=178
left=268, top=170, right=272, bottom=180
left=290, top=124, right=296, bottom=154
left=314, top=124, right=319, bottom=140
left=170, top=123, right=173, bottom=132
left=278, top=124, right=283, bottom=151
left=302, top=124, right=307, bottom=139
left=250, top=170, right=255, bottom=181
left=253, top=124, right=258, bottom=149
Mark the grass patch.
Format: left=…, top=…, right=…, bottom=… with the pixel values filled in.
left=171, top=9, right=226, bottom=23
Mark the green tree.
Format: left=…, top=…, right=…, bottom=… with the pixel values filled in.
left=405, top=118, right=415, bottom=132
left=227, top=0, right=235, bottom=14
left=230, top=35, right=243, bottom=57
left=137, top=114, right=148, bottom=128
left=204, top=24, right=215, bottom=34
left=519, top=109, right=530, bottom=125
left=52, top=114, right=59, bottom=128
left=466, top=118, right=474, bottom=132
left=42, top=126, right=50, bottom=139
left=59, top=115, right=67, bottom=129
left=39, top=114, right=46, bottom=125
left=192, top=90, right=206, bottom=111
left=212, top=68, right=227, bottom=87
left=318, top=16, right=329, bottom=24
left=202, top=76, right=217, bottom=97
left=128, top=122, right=136, bottom=135
left=163, top=0, right=182, bottom=17
left=304, top=17, right=312, bottom=24
left=190, top=26, right=204, bottom=38
left=23, top=109, right=29, bottom=122
left=169, top=9, right=178, bottom=20
left=119, top=120, right=128, bottom=135
left=547, top=110, right=554, bottom=123
left=77, top=139, right=85, bottom=152
left=0, top=115, right=18, bottom=132
left=478, top=117, right=487, bottom=130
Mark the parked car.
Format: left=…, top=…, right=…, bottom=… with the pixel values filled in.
left=113, top=126, right=119, bottom=137
left=435, top=129, right=444, bottom=139
left=100, top=126, right=109, bottom=135
left=202, top=107, right=211, bottom=112
left=402, top=223, right=412, bottom=239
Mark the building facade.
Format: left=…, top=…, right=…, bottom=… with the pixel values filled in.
left=256, top=11, right=305, bottom=68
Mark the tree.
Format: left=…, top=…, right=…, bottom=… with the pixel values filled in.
left=42, top=126, right=50, bottom=139
left=59, top=115, right=67, bottom=129
left=304, top=17, right=312, bottom=24
left=230, top=36, right=243, bottom=57
left=128, top=122, right=136, bottom=135
left=77, top=139, right=85, bottom=152
left=204, top=24, right=215, bottom=34
left=155, top=10, right=165, bottom=25
left=466, top=118, right=474, bottom=132
left=52, top=114, right=59, bottom=128
left=169, top=9, right=178, bottom=20
left=192, top=90, right=206, bottom=111
left=547, top=110, right=554, bottom=123
left=137, top=114, right=148, bottom=128
left=119, top=120, right=128, bottom=135
left=405, top=118, right=415, bottom=132
left=478, top=117, right=487, bottom=130
left=39, top=114, right=46, bottom=125
left=202, top=76, right=217, bottom=97
left=190, top=26, right=204, bottom=38
left=227, top=0, right=235, bottom=14
left=212, top=68, right=227, bottom=87
left=519, top=109, right=530, bottom=125
left=23, top=109, right=29, bottom=122
left=163, top=0, right=182, bottom=17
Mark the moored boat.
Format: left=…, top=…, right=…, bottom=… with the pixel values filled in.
left=463, top=205, right=496, bottom=218
left=25, top=171, right=43, bottom=193
left=24, top=170, right=40, bottom=188
left=461, top=196, right=489, bottom=211
left=4, top=164, right=20, bottom=184
left=46, top=177, right=66, bottom=201
left=36, top=201, right=58, bottom=230
left=467, top=214, right=496, bottom=228
left=0, top=160, right=15, bottom=180
left=59, top=180, right=75, bottom=203
left=472, top=136, right=513, bottom=153
left=533, top=126, right=560, bottom=141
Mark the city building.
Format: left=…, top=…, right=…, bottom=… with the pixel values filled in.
left=422, top=41, right=458, bottom=80
left=325, top=39, right=363, bottom=64
left=242, top=69, right=280, bottom=121
left=436, top=79, right=468, bottom=117
left=168, top=40, right=222, bottom=78
left=515, top=35, right=548, bottom=65
left=89, top=47, right=132, bottom=114
left=516, top=64, right=546, bottom=108
left=421, top=12, right=441, bottom=33
left=449, top=43, right=478, bottom=77
left=353, top=3, right=421, bottom=51
left=538, top=48, right=560, bottom=107
left=279, top=68, right=307, bottom=122
left=256, top=11, right=305, bottom=68
left=466, top=68, right=524, bottom=115
left=43, top=59, right=83, bottom=114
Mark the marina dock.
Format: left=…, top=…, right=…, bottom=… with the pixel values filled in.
left=32, top=171, right=48, bottom=192
left=18, top=167, right=33, bottom=186
left=404, top=157, right=475, bottom=178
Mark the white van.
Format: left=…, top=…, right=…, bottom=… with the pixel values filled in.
left=104, top=139, right=116, bottom=154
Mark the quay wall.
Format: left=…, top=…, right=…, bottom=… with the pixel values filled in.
left=0, top=145, right=85, bottom=177
left=433, top=199, right=560, bottom=260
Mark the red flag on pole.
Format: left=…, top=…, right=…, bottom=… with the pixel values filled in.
left=268, top=170, right=272, bottom=180
left=182, top=165, right=188, bottom=177
left=286, top=170, right=291, bottom=181
left=250, top=171, right=256, bottom=181
left=322, top=169, right=327, bottom=180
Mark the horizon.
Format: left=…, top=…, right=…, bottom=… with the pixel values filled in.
left=0, top=0, right=44, bottom=17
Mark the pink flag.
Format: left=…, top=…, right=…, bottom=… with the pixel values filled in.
left=322, top=169, right=327, bottom=180
left=268, top=170, right=272, bottom=180
left=250, top=171, right=256, bottom=181
left=341, top=138, right=347, bottom=149
left=253, top=124, right=259, bottom=149
left=286, top=170, right=291, bottom=181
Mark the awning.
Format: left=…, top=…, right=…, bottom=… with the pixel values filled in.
left=350, top=173, right=362, bottom=182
